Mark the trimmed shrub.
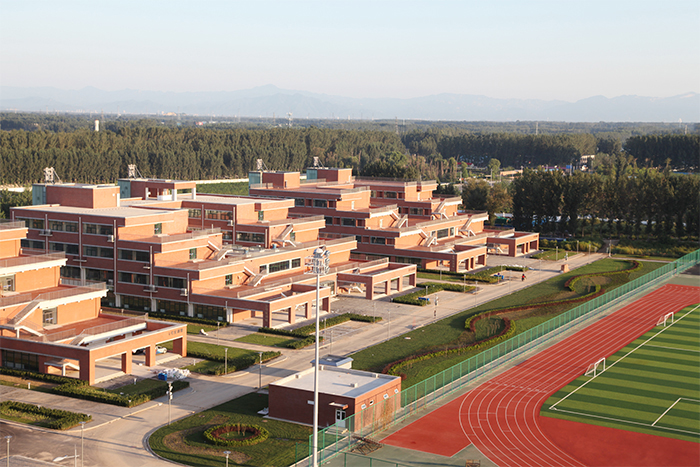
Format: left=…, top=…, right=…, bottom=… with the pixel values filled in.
left=259, top=313, right=381, bottom=337
left=204, top=423, right=269, bottom=447
left=51, top=380, right=189, bottom=407
left=392, top=282, right=475, bottom=306
left=0, top=368, right=86, bottom=386
left=0, top=401, right=91, bottom=430
left=148, top=314, right=226, bottom=327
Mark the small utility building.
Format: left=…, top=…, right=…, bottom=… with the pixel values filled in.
left=268, top=366, right=401, bottom=429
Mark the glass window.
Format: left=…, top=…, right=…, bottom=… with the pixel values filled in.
left=236, top=232, right=264, bottom=243
left=314, top=199, right=328, bottom=208
left=156, top=276, right=186, bottom=289
left=156, top=299, right=188, bottom=316
left=205, top=210, right=232, bottom=221
left=188, top=208, right=202, bottom=218
left=385, top=191, right=397, bottom=199
left=370, top=237, right=386, bottom=245
left=26, top=219, right=45, bottom=230
left=118, top=272, right=149, bottom=285
left=291, top=258, right=301, bottom=268
left=258, top=211, right=264, bottom=221
left=325, top=216, right=333, bottom=226
left=86, top=269, right=113, bottom=282
left=436, top=228, right=449, bottom=239
left=154, top=223, right=162, bottom=235
left=189, top=248, right=197, bottom=260
left=193, top=304, right=225, bottom=321
left=60, top=266, right=81, bottom=279
left=294, top=198, right=305, bottom=207
left=225, top=274, right=233, bottom=285
left=342, top=218, right=356, bottom=226
left=21, top=239, right=44, bottom=250
left=222, top=231, right=233, bottom=241
left=42, top=308, right=57, bottom=325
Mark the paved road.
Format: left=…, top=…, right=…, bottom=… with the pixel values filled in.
left=0, top=253, right=606, bottom=466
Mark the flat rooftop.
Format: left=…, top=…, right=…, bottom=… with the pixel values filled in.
left=271, top=366, right=399, bottom=398
left=15, top=204, right=176, bottom=219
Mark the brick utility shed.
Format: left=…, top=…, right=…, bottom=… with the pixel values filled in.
left=268, top=365, right=401, bottom=430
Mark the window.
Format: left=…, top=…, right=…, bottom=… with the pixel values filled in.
left=189, top=248, right=197, bottom=260
left=259, top=264, right=268, bottom=274
left=86, top=269, right=113, bottom=282
left=156, top=276, right=186, bottom=289
left=225, top=274, right=233, bottom=286
left=121, top=295, right=151, bottom=311
left=21, top=239, right=44, bottom=250
left=154, top=223, right=162, bottom=235
left=50, top=242, right=80, bottom=255
left=291, top=258, right=301, bottom=268
left=2, top=350, right=39, bottom=372
left=342, top=218, right=356, bottom=227
left=436, top=228, right=449, bottom=239
left=385, top=191, right=397, bottom=199
left=0, top=275, right=15, bottom=292
left=258, top=211, right=264, bottom=221
left=294, top=198, right=305, bottom=207
left=119, top=249, right=150, bottom=262
left=450, top=227, right=455, bottom=236
left=290, top=232, right=296, bottom=241
left=268, top=259, right=291, bottom=273
left=313, top=199, right=328, bottom=208
left=118, top=272, right=149, bottom=285
left=236, top=232, right=264, bottom=243
left=42, top=308, right=57, bottom=325
left=60, top=266, right=81, bottom=279
left=409, top=207, right=422, bottom=215
left=205, top=210, right=233, bottom=221
left=18, top=218, right=45, bottom=230
left=370, top=237, right=386, bottom=245
left=188, top=208, right=201, bottom=219
left=356, top=235, right=363, bottom=243
left=222, top=231, right=233, bottom=241
left=193, top=304, right=226, bottom=321
left=324, top=216, right=333, bottom=226
left=49, top=220, right=78, bottom=232
left=156, top=299, right=188, bottom=316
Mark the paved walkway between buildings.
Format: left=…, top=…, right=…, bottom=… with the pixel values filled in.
left=0, top=252, right=607, bottom=466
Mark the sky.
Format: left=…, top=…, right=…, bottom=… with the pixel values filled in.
left=1, top=0, right=698, bottom=102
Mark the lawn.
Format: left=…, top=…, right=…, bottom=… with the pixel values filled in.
left=149, top=392, right=310, bottom=467
left=162, top=341, right=279, bottom=375
left=532, top=249, right=571, bottom=261
left=541, top=304, right=700, bottom=443
left=235, top=333, right=301, bottom=348
left=351, top=259, right=665, bottom=388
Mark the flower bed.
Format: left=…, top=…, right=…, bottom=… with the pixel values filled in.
left=204, top=423, right=269, bottom=447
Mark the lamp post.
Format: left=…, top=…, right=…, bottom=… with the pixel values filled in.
left=258, top=351, right=263, bottom=389
left=79, top=421, right=86, bottom=467
left=52, top=446, right=79, bottom=467
left=4, top=436, right=10, bottom=467
left=308, top=247, right=330, bottom=467
left=217, top=321, right=220, bottom=346
left=167, top=382, right=173, bottom=425
left=223, top=450, right=231, bottom=467
left=224, top=347, right=228, bottom=375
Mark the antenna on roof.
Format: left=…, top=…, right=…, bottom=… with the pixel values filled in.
left=43, top=167, right=62, bottom=184
left=127, top=164, right=144, bottom=179
left=313, top=157, right=320, bottom=168
left=256, top=159, right=269, bottom=171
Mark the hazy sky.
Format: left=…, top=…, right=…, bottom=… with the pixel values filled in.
left=1, top=0, right=698, bottom=101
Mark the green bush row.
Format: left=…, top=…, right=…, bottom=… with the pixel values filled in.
left=565, top=260, right=641, bottom=291
left=392, top=282, right=475, bottom=306
left=195, top=351, right=281, bottom=375
left=203, top=424, right=270, bottom=447
left=0, top=368, right=87, bottom=386
left=539, top=238, right=603, bottom=251
left=386, top=319, right=516, bottom=376
left=259, top=313, right=382, bottom=338
left=0, top=401, right=91, bottom=430
left=51, top=380, right=189, bottom=407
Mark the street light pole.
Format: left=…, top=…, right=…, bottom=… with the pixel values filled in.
left=167, top=382, right=173, bottom=425
left=309, top=247, right=329, bottom=467
left=223, top=450, right=231, bottom=467
left=5, top=436, right=10, bottom=467
left=224, top=347, right=228, bottom=375
left=258, top=351, right=263, bottom=389
left=79, top=421, right=86, bottom=467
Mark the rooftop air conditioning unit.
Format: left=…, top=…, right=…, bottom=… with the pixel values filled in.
left=107, top=235, right=115, bottom=242
left=180, top=288, right=188, bottom=296
left=39, top=229, right=52, bottom=236
left=144, top=285, right=157, bottom=292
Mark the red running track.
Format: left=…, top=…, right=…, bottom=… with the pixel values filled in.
left=382, top=283, right=700, bottom=466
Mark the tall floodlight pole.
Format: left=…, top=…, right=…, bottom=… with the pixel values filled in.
left=80, top=421, right=86, bottom=467
left=309, top=247, right=330, bottom=467
left=5, top=436, right=10, bottom=467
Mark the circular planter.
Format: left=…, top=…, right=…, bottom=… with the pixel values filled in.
left=204, top=423, right=269, bottom=447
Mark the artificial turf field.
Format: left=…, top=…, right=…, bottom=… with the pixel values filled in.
left=542, top=304, right=700, bottom=444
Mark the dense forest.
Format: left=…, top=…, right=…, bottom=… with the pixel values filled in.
left=1, top=112, right=697, bottom=185
left=459, top=157, right=699, bottom=239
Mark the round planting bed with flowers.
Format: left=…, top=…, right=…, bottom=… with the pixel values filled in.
left=204, top=423, right=270, bottom=447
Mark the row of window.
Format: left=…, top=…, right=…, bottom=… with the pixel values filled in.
left=60, top=266, right=114, bottom=282
left=325, top=217, right=367, bottom=227
left=16, top=218, right=115, bottom=236
left=236, top=231, right=264, bottom=243
left=259, top=258, right=301, bottom=274
left=398, top=207, right=429, bottom=216
left=188, top=208, right=235, bottom=221
left=2, top=350, right=39, bottom=372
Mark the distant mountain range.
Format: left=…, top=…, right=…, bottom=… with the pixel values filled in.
left=1, top=85, right=698, bottom=122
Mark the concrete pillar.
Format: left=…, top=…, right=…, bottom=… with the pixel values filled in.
left=121, top=352, right=132, bottom=374
left=145, top=346, right=157, bottom=367
left=37, top=355, right=48, bottom=375
left=115, top=294, right=122, bottom=307
left=262, top=309, right=271, bottom=328
left=366, top=282, right=374, bottom=300
left=322, top=296, right=331, bottom=314
left=79, top=355, right=96, bottom=385
left=384, top=281, right=390, bottom=295
left=172, top=335, right=187, bottom=357
left=287, top=307, right=295, bottom=324
left=151, top=298, right=157, bottom=313
left=397, top=277, right=403, bottom=293
left=187, top=303, right=194, bottom=317
left=304, top=302, right=311, bottom=319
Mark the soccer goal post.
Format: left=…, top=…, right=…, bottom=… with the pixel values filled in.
left=657, top=312, right=674, bottom=327
left=585, top=357, right=606, bottom=377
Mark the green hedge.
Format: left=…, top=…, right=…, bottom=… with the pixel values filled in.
left=186, top=348, right=281, bottom=375
left=0, top=368, right=86, bottom=386
left=259, top=313, right=382, bottom=338
left=392, top=282, right=475, bottom=306
left=51, top=380, right=189, bottom=407
left=203, top=423, right=270, bottom=446
left=385, top=319, right=516, bottom=376
left=0, top=401, right=91, bottom=430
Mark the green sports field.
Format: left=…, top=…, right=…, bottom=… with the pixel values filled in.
left=541, top=304, right=700, bottom=444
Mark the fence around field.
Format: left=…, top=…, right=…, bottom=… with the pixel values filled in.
left=298, top=250, right=700, bottom=466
